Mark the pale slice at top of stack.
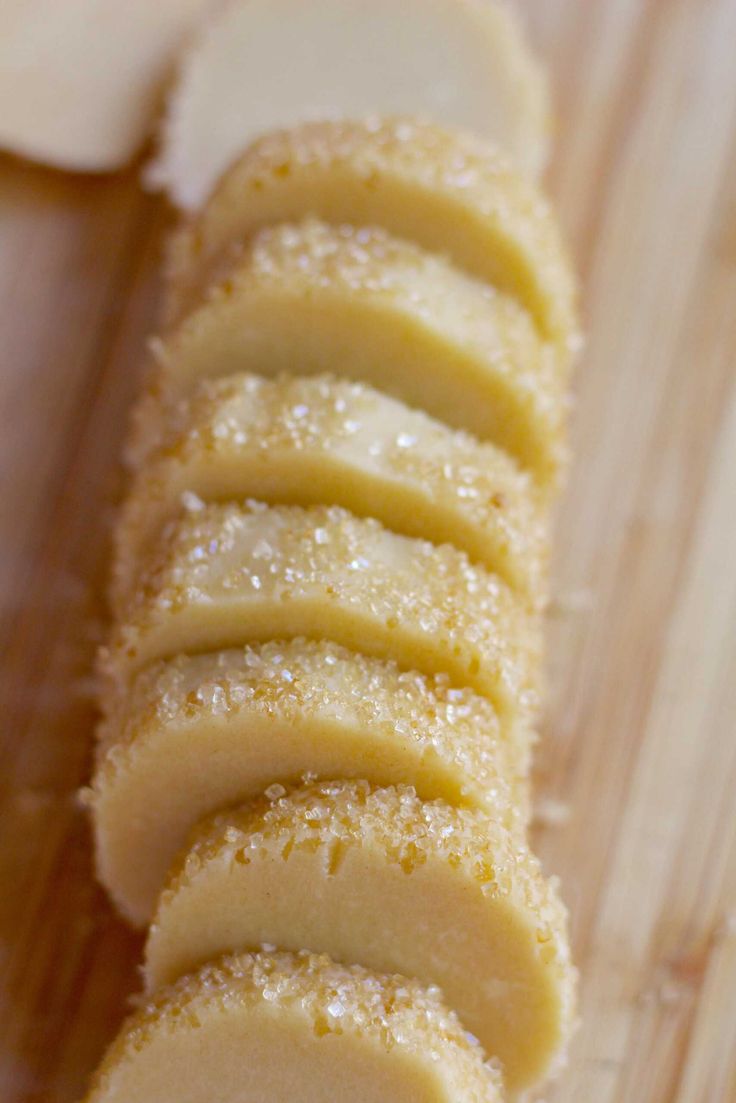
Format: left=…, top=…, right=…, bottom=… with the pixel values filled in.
left=99, top=502, right=541, bottom=720
left=164, top=118, right=578, bottom=356
left=90, top=639, right=530, bottom=926
left=149, top=0, right=550, bottom=210
left=131, top=220, right=567, bottom=486
left=82, top=949, right=505, bottom=1103
left=114, top=373, right=548, bottom=615
left=143, top=781, right=576, bottom=1094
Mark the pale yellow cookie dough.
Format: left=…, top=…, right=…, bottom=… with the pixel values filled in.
left=90, top=639, right=531, bottom=926
left=83, top=950, right=505, bottom=1103
left=144, top=782, right=576, bottom=1094
left=100, top=503, right=540, bottom=719
left=114, top=373, right=547, bottom=614
left=164, top=118, right=578, bottom=354
left=0, top=0, right=208, bottom=171
left=131, top=220, right=566, bottom=483
left=150, top=0, right=550, bottom=209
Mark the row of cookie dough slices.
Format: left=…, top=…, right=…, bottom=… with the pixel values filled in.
left=86, top=118, right=578, bottom=1101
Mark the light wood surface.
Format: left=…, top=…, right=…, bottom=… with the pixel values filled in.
left=1, top=2, right=735, bottom=1100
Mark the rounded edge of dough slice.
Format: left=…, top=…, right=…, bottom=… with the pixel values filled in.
left=99, top=502, right=541, bottom=717
left=88, top=639, right=532, bottom=926
left=131, top=219, right=567, bottom=483
left=113, top=372, right=548, bottom=615
left=144, top=781, right=577, bottom=1094
left=148, top=0, right=549, bottom=212
left=82, top=949, right=506, bottom=1103
left=164, top=117, right=578, bottom=354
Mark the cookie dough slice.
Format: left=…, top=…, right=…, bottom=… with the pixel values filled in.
left=144, top=782, right=576, bottom=1095
left=100, top=503, right=540, bottom=719
left=114, top=373, right=547, bottom=615
left=164, top=118, right=578, bottom=353
left=89, top=640, right=530, bottom=926
left=131, top=220, right=566, bottom=483
left=149, top=0, right=549, bottom=211
left=83, top=950, right=505, bottom=1103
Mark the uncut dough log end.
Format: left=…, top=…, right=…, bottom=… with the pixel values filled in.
left=144, top=781, right=577, bottom=1094
left=149, top=0, right=550, bottom=210
left=83, top=950, right=505, bottom=1103
left=90, top=640, right=531, bottom=925
left=0, top=0, right=208, bottom=171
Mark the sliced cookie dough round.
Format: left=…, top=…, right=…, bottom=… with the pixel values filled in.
left=83, top=949, right=505, bottom=1103
left=149, top=0, right=550, bottom=210
left=164, top=117, right=578, bottom=354
left=144, top=782, right=576, bottom=1095
left=132, top=220, right=567, bottom=484
left=90, top=639, right=531, bottom=926
left=100, top=503, right=541, bottom=718
left=114, top=373, right=548, bottom=615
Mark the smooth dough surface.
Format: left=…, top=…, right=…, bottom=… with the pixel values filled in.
left=164, top=118, right=578, bottom=353
left=115, top=372, right=547, bottom=613
left=90, top=639, right=530, bottom=925
left=132, top=220, right=566, bottom=483
left=144, top=782, right=576, bottom=1094
left=149, top=0, right=549, bottom=209
left=100, top=502, right=541, bottom=718
left=0, top=0, right=207, bottom=171
left=83, top=949, right=505, bottom=1103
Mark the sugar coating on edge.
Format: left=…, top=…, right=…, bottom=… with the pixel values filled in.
left=102, top=503, right=542, bottom=714
left=84, top=949, right=504, bottom=1103
left=94, top=639, right=532, bottom=801
left=167, top=117, right=578, bottom=350
left=118, top=371, right=548, bottom=600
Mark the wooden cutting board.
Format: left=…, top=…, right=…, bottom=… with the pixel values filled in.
left=1, top=1, right=735, bottom=1099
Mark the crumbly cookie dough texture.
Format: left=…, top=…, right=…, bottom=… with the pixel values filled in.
left=87, top=114, right=579, bottom=1101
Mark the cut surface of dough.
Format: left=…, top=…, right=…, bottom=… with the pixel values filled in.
left=164, top=119, right=577, bottom=352
left=100, top=503, right=540, bottom=718
left=0, top=0, right=208, bottom=171
left=83, top=949, right=505, bottom=1103
left=144, top=782, right=576, bottom=1094
left=90, top=640, right=530, bottom=925
left=149, top=0, right=549, bottom=210
left=132, top=220, right=566, bottom=483
left=115, top=373, right=547, bottom=613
